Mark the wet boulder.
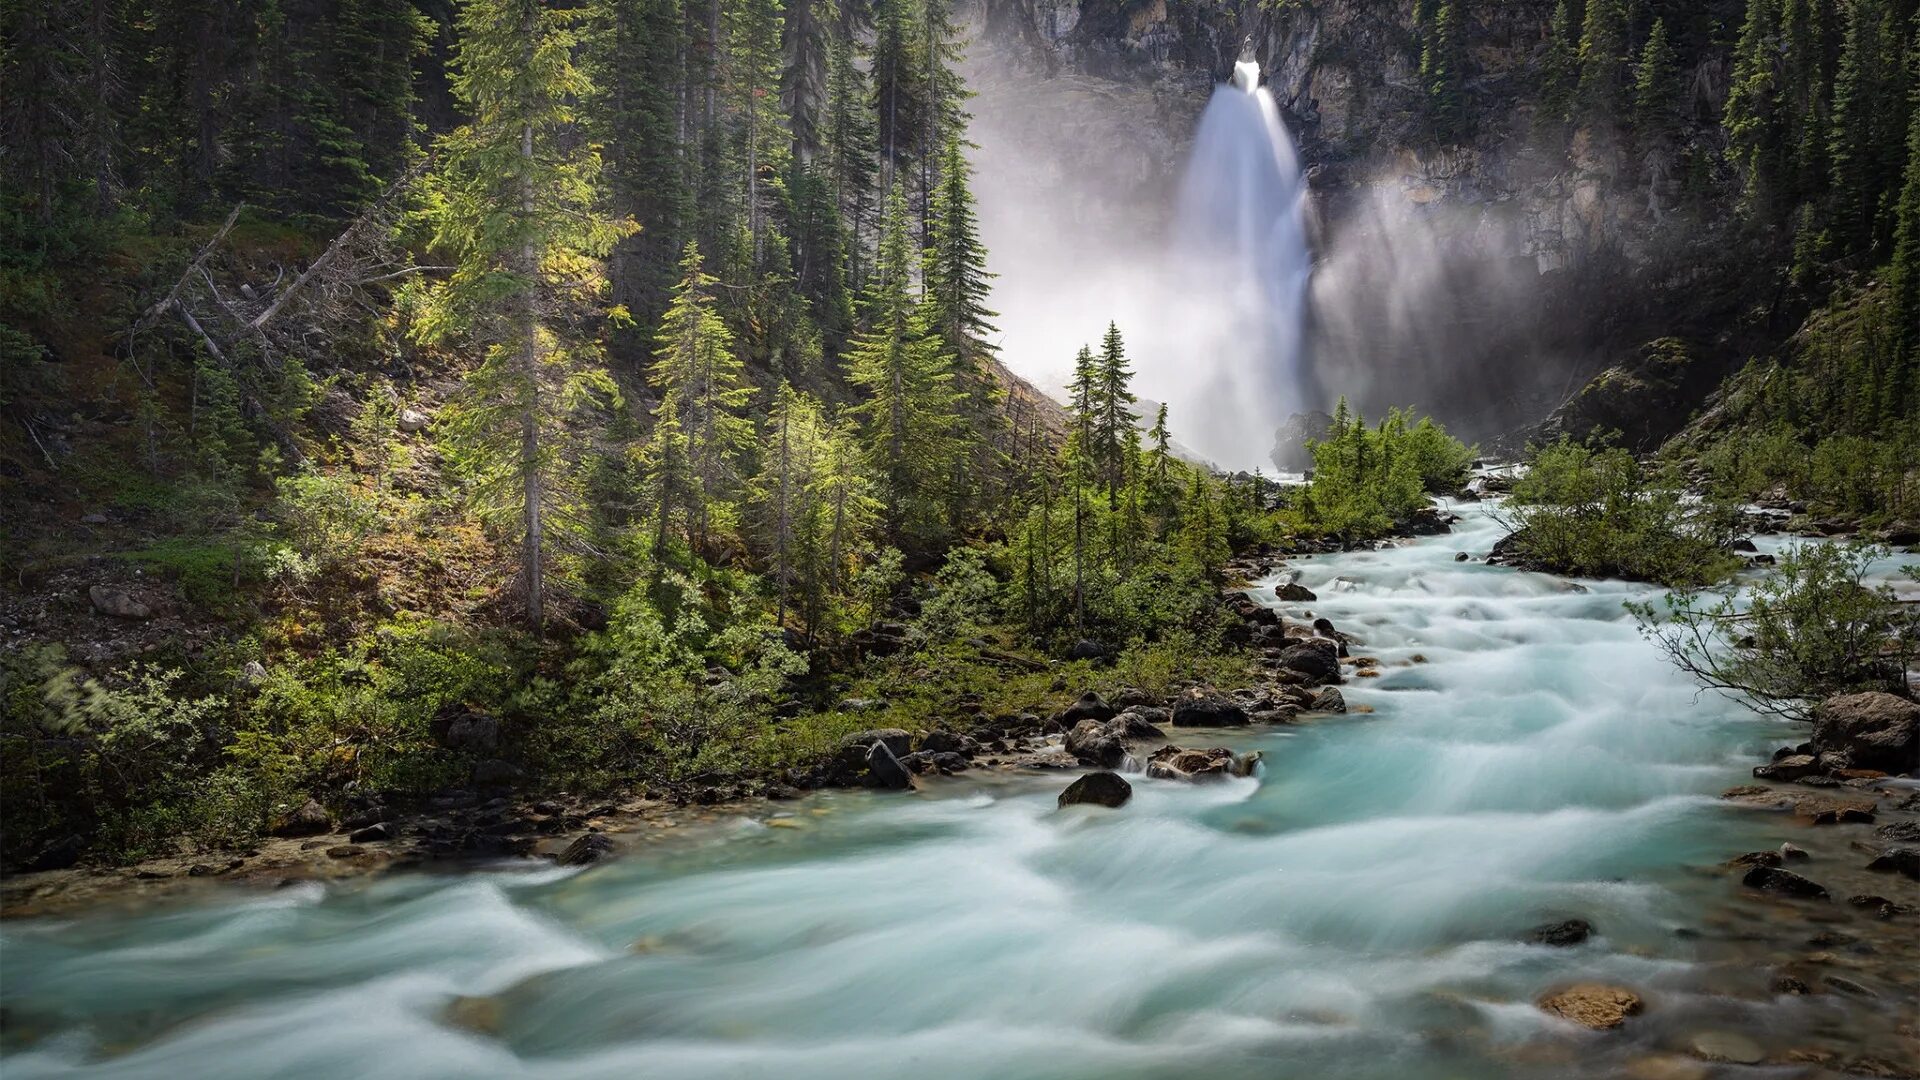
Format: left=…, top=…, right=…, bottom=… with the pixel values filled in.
left=1810, top=693, right=1918, bottom=775
left=1063, top=718, right=1127, bottom=768
left=555, top=832, right=615, bottom=866
left=1528, top=918, right=1594, bottom=946
left=1274, top=582, right=1317, bottom=602
left=1752, top=753, right=1818, bottom=781
left=862, top=740, right=915, bottom=790
left=1273, top=642, right=1340, bottom=685
left=1117, top=706, right=1169, bottom=736
left=1536, top=984, right=1643, bottom=1030
left=1058, top=771, right=1132, bottom=809
left=1170, top=687, right=1250, bottom=728
left=1145, top=746, right=1237, bottom=782
left=1308, top=687, right=1347, bottom=714
left=1741, top=865, right=1830, bottom=900
left=1865, top=848, right=1920, bottom=880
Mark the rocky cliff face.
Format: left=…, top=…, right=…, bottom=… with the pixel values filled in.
left=968, top=0, right=1763, bottom=447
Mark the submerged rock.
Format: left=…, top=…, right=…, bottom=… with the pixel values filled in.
left=1058, top=772, right=1132, bottom=809
left=1308, top=687, right=1347, bottom=714
left=1536, top=983, right=1643, bottom=1030
left=1865, top=847, right=1920, bottom=880
left=1686, top=1031, right=1764, bottom=1065
left=1527, top=918, right=1593, bottom=947
left=557, top=833, right=615, bottom=866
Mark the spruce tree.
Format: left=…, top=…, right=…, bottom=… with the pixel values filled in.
left=587, top=0, right=691, bottom=333
left=870, top=0, right=928, bottom=192
left=1421, top=0, right=1470, bottom=143
left=848, top=191, right=957, bottom=541
left=1094, top=322, right=1139, bottom=508
left=1537, top=0, right=1583, bottom=137
left=1890, top=100, right=1920, bottom=369
left=722, top=0, right=790, bottom=260
left=1632, top=18, right=1682, bottom=146
left=1575, top=0, right=1630, bottom=124
left=412, top=0, right=636, bottom=634
left=822, top=33, right=880, bottom=285
left=649, top=241, right=757, bottom=560
left=1828, top=0, right=1912, bottom=254
left=1725, top=0, right=1787, bottom=215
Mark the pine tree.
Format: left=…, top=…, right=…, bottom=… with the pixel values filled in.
left=848, top=190, right=957, bottom=541
left=587, top=0, right=691, bottom=334
left=821, top=33, right=880, bottom=285
left=1421, top=0, right=1470, bottom=143
left=1828, top=0, right=1912, bottom=254
left=924, top=137, right=997, bottom=364
left=1536, top=0, right=1583, bottom=137
left=721, top=0, right=790, bottom=261
left=1094, top=322, right=1138, bottom=508
left=649, top=241, right=757, bottom=560
left=1146, top=402, right=1176, bottom=519
left=1725, top=0, right=1787, bottom=215
left=1890, top=99, right=1920, bottom=368
left=1575, top=0, right=1630, bottom=124
left=917, top=0, right=970, bottom=236
left=412, top=0, right=636, bottom=634
left=870, top=0, right=928, bottom=192
left=1632, top=18, right=1682, bottom=145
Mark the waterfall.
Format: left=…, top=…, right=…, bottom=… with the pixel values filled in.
left=1160, top=57, right=1316, bottom=471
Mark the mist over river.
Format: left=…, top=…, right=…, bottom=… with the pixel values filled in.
left=4, top=504, right=1916, bottom=1079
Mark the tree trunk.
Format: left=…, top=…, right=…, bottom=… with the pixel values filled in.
left=519, top=108, right=544, bottom=633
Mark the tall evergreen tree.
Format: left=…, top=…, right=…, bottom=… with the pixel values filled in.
left=1575, top=0, right=1631, bottom=124
left=1632, top=18, right=1682, bottom=145
left=1828, top=0, right=1913, bottom=254
left=649, top=241, right=757, bottom=559
left=412, top=0, right=636, bottom=633
left=1725, top=0, right=1787, bottom=215
left=721, top=0, right=789, bottom=260
left=1421, top=0, right=1471, bottom=143
left=1537, top=0, right=1584, bottom=137
left=821, top=32, right=880, bottom=285
left=848, top=190, right=957, bottom=540
left=1094, top=322, right=1138, bottom=508
left=588, top=0, right=691, bottom=334
left=870, top=0, right=928, bottom=193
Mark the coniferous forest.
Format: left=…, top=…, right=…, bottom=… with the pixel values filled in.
left=1, top=4, right=1919, bottom=1072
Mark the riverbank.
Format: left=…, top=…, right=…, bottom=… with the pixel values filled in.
left=5, top=500, right=1916, bottom=1077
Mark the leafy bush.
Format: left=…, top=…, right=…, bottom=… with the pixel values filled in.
left=0, top=645, right=239, bottom=862
left=1288, top=402, right=1473, bottom=540
left=1630, top=542, right=1919, bottom=719
left=913, top=548, right=1003, bottom=644
left=1500, top=439, right=1743, bottom=586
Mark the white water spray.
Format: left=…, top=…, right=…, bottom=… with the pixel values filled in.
left=1156, top=53, right=1316, bottom=470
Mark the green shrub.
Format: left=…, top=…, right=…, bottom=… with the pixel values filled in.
left=1501, top=439, right=1742, bottom=586
left=1630, top=542, right=1919, bottom=719
left=1288, top=402, right=1473, bottom=541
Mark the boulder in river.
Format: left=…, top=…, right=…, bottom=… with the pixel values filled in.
left=1741, top=865, right=1830, bottom=900
left=1144, top=746, right=1238, bottom=782
left=557, top=833, right=615, bottom=866
left=1273, top=642, right=1340, bottom=685
left=863, top=740, right=914, bottom=790
left=1274, top=582, right=1317, bottom=602
left=1170, top=687, right=1250, bottom=727
left=1810, top=692, right=1918, bottom=775
left=1309, top=687, right=1347, bottom=714
left=1865, top=847, right=1920, bottom=880
left=1536, top=983, right=1643, bottom=1030
left=1063, top=717, right=1127, bottom=768
left=1527, top=918, right=1593, bottom=947
left=1058, top=772, right=1131, bottom=809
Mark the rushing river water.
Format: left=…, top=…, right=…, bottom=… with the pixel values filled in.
left=4, top=504, right=1917, bottom=1078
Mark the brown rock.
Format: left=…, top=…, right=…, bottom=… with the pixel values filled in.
left=1536, top=983, right=1644, bottom=1030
